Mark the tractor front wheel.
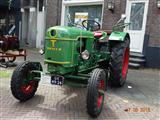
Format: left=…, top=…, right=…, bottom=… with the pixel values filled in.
left=87, top=68, right=106, bottom=118
left=11, top=61, right=42, bottom=101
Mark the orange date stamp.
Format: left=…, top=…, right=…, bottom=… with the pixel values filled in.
left=124, top=107, right=151, bottom=112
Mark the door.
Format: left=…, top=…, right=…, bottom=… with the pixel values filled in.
left=125, top=0, right=149, bottom=53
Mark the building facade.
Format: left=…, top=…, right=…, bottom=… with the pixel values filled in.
left=144, top=0, right=160, bottom=67
left=20, top=0, right=46, bottom=48
left=20, top=0, right=157, bottom=68
left=45, top=0, right=160, bottom=68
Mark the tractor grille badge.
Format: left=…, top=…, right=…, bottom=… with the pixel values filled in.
left=47, top=40, right=62, bottom=51
left=51, top=40, right=56, bottom=48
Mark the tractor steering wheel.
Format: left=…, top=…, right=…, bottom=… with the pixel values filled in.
left=82, top=20, right=101, bottom=31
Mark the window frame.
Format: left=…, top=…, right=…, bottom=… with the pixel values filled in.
left=61, top=0, right=104, bottom=27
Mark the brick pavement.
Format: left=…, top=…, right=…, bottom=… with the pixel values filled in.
left=0, top=49, right=160, bottom=120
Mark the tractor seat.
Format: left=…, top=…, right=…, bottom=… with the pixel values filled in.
left=93, top=31, right=103, bottom=38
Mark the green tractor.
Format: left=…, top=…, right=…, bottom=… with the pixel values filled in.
left=10, top=15, right=130, bottom=117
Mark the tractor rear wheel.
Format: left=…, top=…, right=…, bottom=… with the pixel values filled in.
left=11, top=61, right=42, bottom=101
left=109, top=37, right=130, bottom=87
left=87, top=68, right=106, bottom=118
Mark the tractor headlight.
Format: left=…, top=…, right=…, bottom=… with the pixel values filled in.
left=50, top=30, right=56, bottom=37
left=81, top=50, right=90, bottom=60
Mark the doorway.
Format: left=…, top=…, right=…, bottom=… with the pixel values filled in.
left=125, top=0, right=149, bottom=53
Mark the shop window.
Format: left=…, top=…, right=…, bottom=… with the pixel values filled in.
left=65, top=5, right=102, bottom=27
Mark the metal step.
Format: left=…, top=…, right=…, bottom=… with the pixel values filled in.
left=130, top=52, right=145, bottom=59
left=129, top=62, right=141, bottom=69
left=129, top=52, right=146, bottom=69
left=129, top=58, right=146, bottom=63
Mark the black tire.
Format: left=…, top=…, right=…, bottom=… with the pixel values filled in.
left=87, top=68, right=106, bottom=118
left=11, top=61, right=42, bottom=101
left=109, top=37, right=130, bottom=87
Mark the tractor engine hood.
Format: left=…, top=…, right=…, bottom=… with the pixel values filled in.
left=44, top=26, right=94, bottom=74
left=45, top=26, right=94, bottom=40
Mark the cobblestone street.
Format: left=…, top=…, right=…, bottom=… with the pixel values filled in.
left=0, top=49, right=160, bottom=120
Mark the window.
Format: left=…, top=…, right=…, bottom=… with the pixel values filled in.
left=129, top=2, right=145, bottom=30
left=0, top=15, right=15, bottom=35
left=64, top=5, right=102, bottom=26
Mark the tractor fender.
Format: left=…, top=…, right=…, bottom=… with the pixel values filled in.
left=108, top=32, right=130, bottom=41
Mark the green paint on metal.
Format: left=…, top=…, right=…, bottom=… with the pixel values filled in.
left=64, top=79, right=87, bottom=88
left=108, top=32, right=128, bottom=41
left=46, top=26, right=94, bottom=40
left=43, top=24, right=129, bottom=86
left=23, top=73, right=33, bottom=84
left=65, top=74, right=89, bottom=80
left=44, top=26, right=97, bottom=74
left=44, top=59, right=71, bottom=64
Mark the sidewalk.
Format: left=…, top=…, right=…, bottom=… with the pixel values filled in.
left=0, top=49, right=160, bottom=120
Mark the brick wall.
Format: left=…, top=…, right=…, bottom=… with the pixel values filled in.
left=46, top=0, right=62, bottom=28
left=146, top=0, right=160, bottom=47
left=102, top=0, right=126, bottom=30
left=46, top=0, right=126, bottom=30
left=45, top=0, right=160, bottom=48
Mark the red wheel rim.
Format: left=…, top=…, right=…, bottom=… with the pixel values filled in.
left=21, top=81, right=36, bottom=94
left=122, top=48, right=129, bottom=79
left=97, top=80, right=105, bottom=109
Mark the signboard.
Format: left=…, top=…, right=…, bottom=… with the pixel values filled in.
left=74, top=12, right=88, bottom=29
